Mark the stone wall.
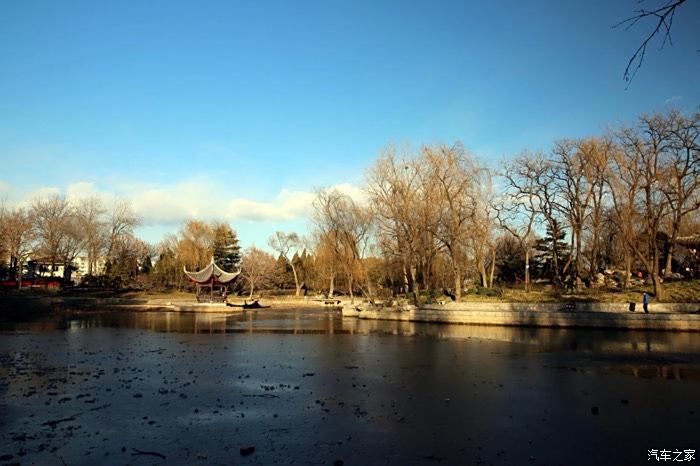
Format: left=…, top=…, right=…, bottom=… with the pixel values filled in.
left=342, top=303, right=700, bottom=331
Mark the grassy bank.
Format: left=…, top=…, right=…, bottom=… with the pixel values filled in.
left=449, top=280, right=700, bottom=304
left=3, top=280, right=699, bottom=312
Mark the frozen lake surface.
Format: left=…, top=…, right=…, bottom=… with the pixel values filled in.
left=1, top=308, right=699, bottom=465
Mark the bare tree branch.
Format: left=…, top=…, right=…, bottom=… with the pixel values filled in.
left=615, top=0, right=689, bottom=84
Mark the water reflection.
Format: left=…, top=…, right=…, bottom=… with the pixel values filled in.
left=2, top=308, right=699, bottom=357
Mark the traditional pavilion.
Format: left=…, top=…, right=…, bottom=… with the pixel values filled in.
left=184, top=258, right=240, bottom=303
left=676, top=234, right=700, bottom=261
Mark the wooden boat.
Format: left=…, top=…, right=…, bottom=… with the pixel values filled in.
left=226, top=299, right=271, bottom=309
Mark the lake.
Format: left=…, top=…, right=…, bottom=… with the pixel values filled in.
left=1, top=308, right=698, bottom=465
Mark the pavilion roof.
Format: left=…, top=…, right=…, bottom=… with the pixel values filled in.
left=183, top=258, right=240, bottom=284
left=675, top=234, right=700, bottom=249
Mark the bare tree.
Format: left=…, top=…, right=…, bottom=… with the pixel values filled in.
left=106, top=198, right=140, bottom=265
left=607, top=141, right=642, bottom=289
left=313, top=188, right=373, bottom=303
left=659, top=110, right=700, bottom=276
left=31, top=194, right=73, bottom=275
left=497, top=159, right=539, bottom=292
left=366, top=146, right=429, bottom=304
left=502, top=151, right=566, bottom=285
left=241, top=246, right=277, bottom=298
left=581, top=137, right=614, bottom=281
left=610, top=113, right=673, bottom=300
left=0, top=205, right=35, bottom=287
left=421, top=143, right=482, bottom=299
left=268, top=231, right=303, bottom=296
left=76, top=197, right=107, bottom=275
left=550, top=138, right=614, bottom=289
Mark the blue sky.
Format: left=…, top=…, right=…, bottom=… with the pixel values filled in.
left=1, top=0, right=699, bottom=248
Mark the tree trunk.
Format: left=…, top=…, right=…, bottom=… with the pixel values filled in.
left=16, top=261, right=22, bottom=290
left=589, top=237, right=598, bottom=282
left=453, top=264, right=462, bottom=301
left=290, top=263, right=301, bottom=296
left=328, top=275, right=335, bottom=297
left=551, top=224, right=560, bottom=285
left=348, top=274, right=354, bottom=304
left=632, top=245, right=665, bottom=302
left=365, top=274, right=373, bottom=300
left=624, top=253, right=632, bottom=288
left=410, top=264, right=419, bottom=305
left=488, top=249, right=496, bottom=288
left=664, top=244, right=674, bottom=277
left=525, top=249, right=530, bottom=293
left=652, top=274, right=665, bottom=301
left=402, top=265, right=409, bottom=295
left=575, top=228, right=582, bottom=291
left=249, top=285, right=255, bottom=299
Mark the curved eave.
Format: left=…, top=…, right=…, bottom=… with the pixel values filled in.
left=676, top=235, right=700, bottom=249
left=213, top=268, right=241, bottom=284
left=184, top=260, right=241, bottom=284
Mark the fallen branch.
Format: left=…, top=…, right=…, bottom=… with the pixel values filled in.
left=86, top=403, right=112, bottom=412
left=131, top=448, right=166, bottom=460
left=42, top=416, right=76, bottom=428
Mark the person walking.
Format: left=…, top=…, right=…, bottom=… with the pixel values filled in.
left=642, top=292, right=650, bottom=313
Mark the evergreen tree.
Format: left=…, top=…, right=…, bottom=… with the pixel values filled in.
left=274, top=253, right=294, bottom=289
left=532, top=222, right=570, bottom=281
left=292, top=249, right=308, bottom=292
left=495, top=236, right=526, bottom=284
left=140, top=254, right=153, bottom=274
left=211, top=223, right=241, bottom=272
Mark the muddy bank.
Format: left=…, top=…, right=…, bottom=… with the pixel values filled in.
left=1, top=294, right=336, bottom=319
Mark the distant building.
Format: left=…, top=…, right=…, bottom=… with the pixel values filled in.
left=72, top=256, right=106, bottom=283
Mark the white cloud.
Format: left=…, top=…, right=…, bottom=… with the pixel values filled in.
left=226, top=189, right=316, bottom=222
left=330, top=182, right=368, bottom=204
left=66, top=181, right=101, bottom=200
left=25, top=186, right=61, bottom=203
left=6, top=177, right=365, bottom=234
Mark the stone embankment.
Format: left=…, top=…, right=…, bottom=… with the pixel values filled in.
left=342, top=302, right=700, bottom=331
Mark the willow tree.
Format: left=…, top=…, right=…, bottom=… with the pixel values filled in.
left=313, top=188, right=373, bottom=303
left=366, top=146, right=428, bottom=304
left=177, top=220, right=214, bottom=271
left=312, top=231, right=341, bottom=297
left=421, top=143, right=483, bottom=299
